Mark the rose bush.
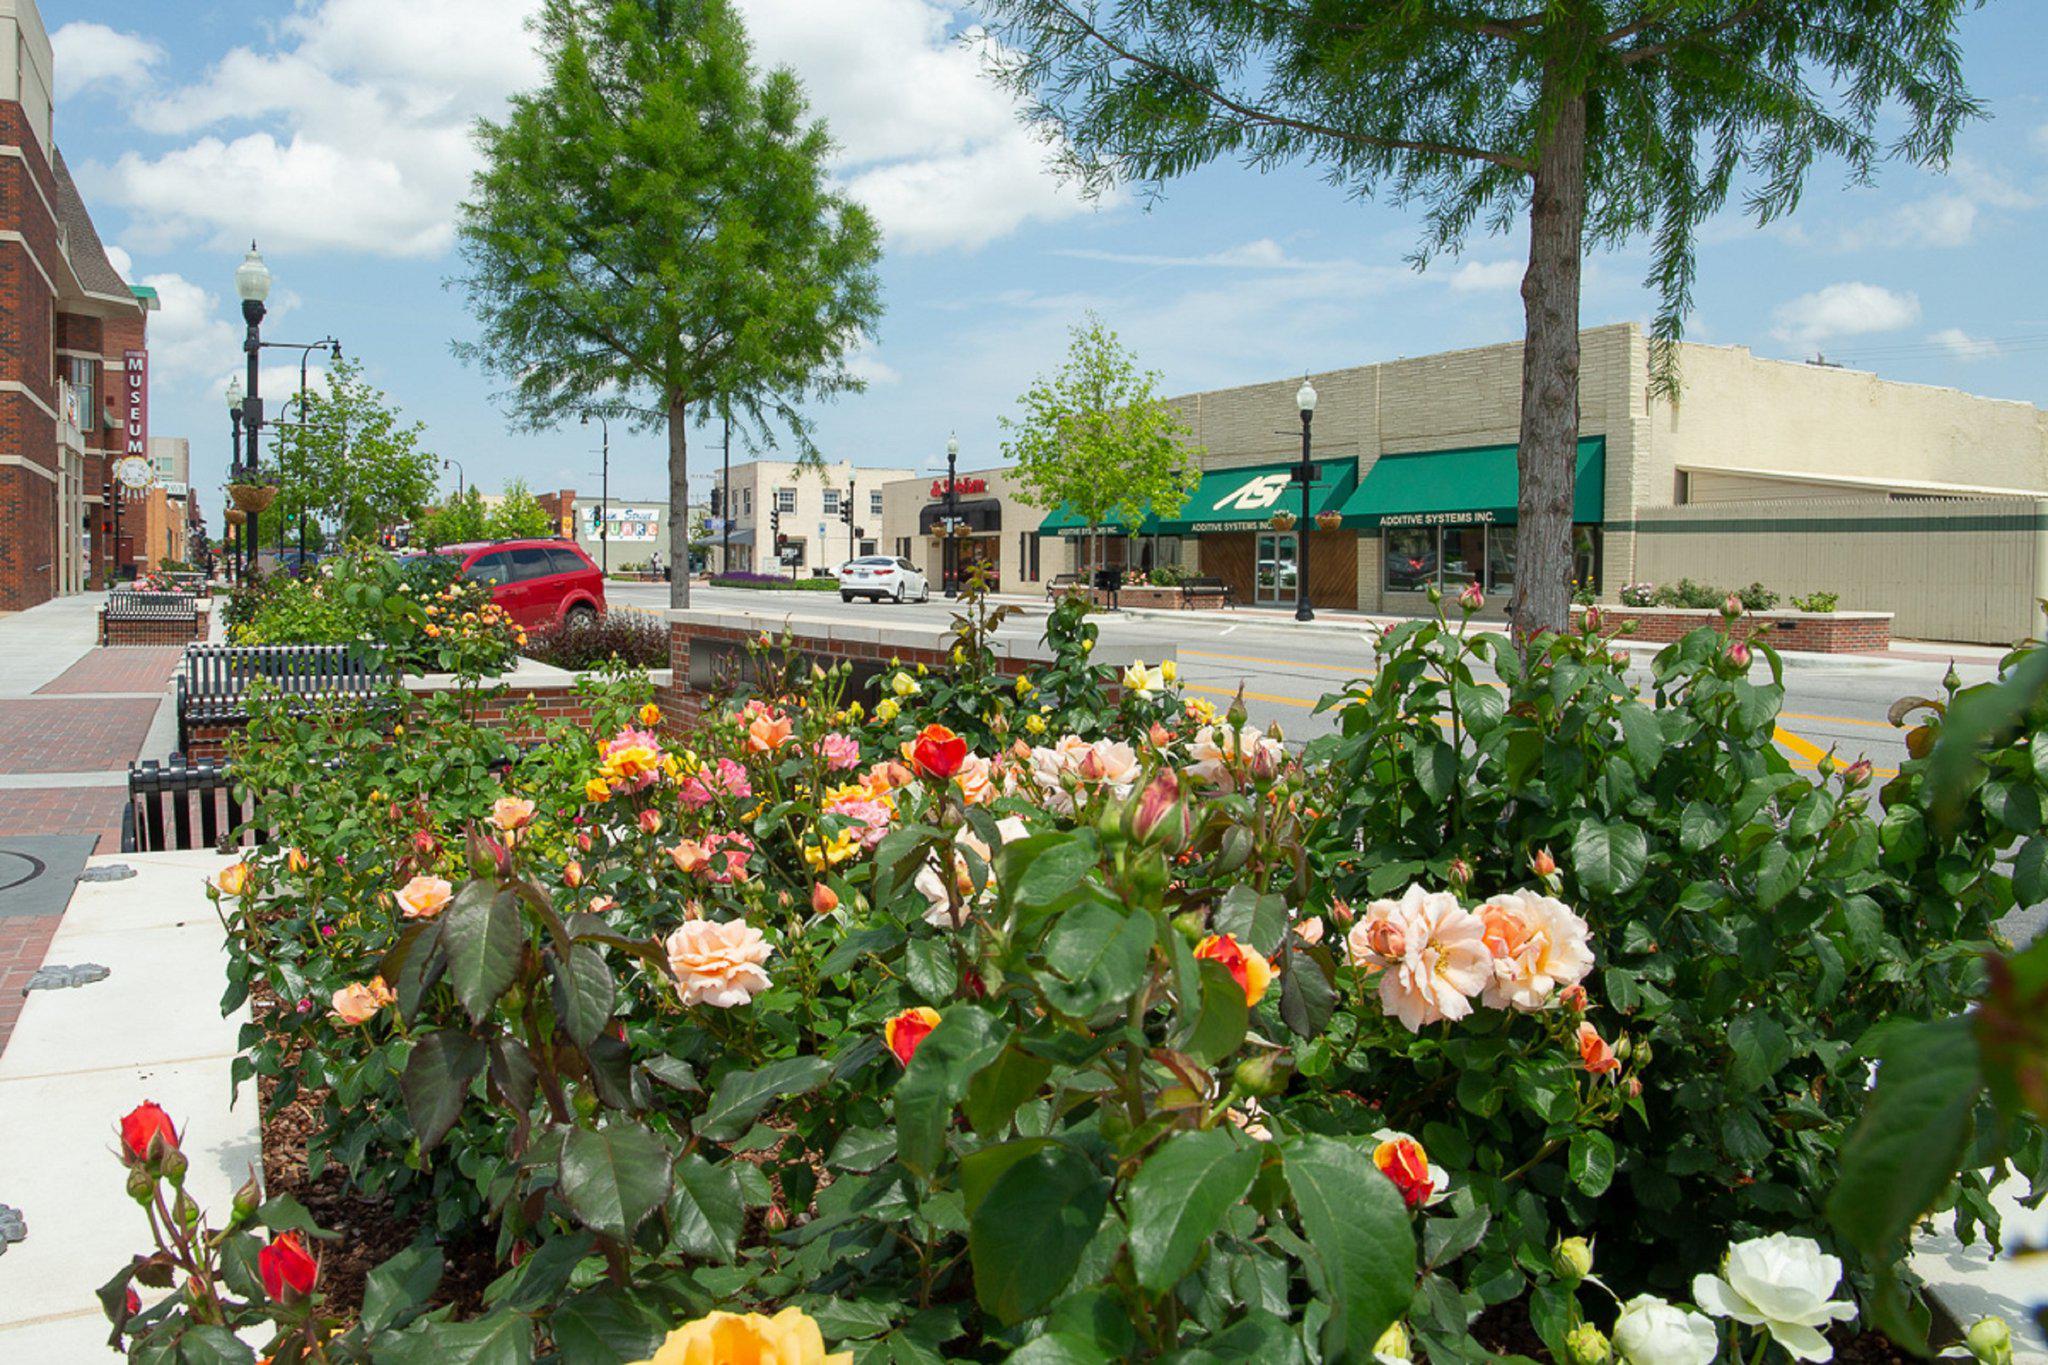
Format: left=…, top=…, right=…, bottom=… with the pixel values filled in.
left=114, top=588, right=2046, bottom=1361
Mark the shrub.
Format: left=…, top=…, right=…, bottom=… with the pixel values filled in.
left=1737, top=580, right=1780, bottom=611
left=1793, top=590, right=1840, bottom=613
left=1147, top=561, right=1190, bottom=587
left=712, top=571, right=839, bottom=591
left=524, top=607, right=669, bottom=669
left=1649, top=577, right=1725, bottom=609
left=1619, top=581, right=1657, bottom=607
left=158, top=595, right=2045, bottom=1361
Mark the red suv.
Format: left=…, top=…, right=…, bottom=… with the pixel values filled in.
left=431, top=539, right=606, bottom=629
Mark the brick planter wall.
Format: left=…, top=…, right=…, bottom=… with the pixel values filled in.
left=656, top=607, right=1165, bottom=725
left=99, top=609, right=208, bottom=647
left=1572, top=606, right=1892, bottom=652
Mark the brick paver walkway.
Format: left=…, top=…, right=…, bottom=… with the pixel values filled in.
left=0, top=915, right=61, bottom=1045
left=0, top=697, right=160, bottom=773
left=34, top=645, right=183, bottom=695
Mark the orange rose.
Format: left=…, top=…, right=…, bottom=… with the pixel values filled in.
left=667, top=840, right=709, bottom=874
left=330, top=977, right=396, bottom=1026
left=490, top=797, right=536, bottom=832
left=910, top=724, right=968, bottom=780
left=884, top=1007, right=942, bottom=1066
left=394, top=875, right=453, bottom=920
left=1576, top=1022, right=1620, bottom=1075
left=811, top=883, right=840, bottom=915
left=746, top=713, right=794, bottom=754
left=212, top=861, right=255, bottom=897
left=1194, top=933, right=1273, bottom=1006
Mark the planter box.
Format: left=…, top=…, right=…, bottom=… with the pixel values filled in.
left=1573, top=605, right=1892, bottom=653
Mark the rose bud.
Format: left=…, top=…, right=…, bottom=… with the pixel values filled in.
left=1721, top=593, right=1744, bottom=620
left=1530, top=847, right=1557, bottom=879
left=122, top=1287, right=140, bottom=1319
left=1374, top=1323, right=1413, bottom=1362
left=126, top=1167, right=155, bottom=1203
left=763, top=1204, right=789, bottom=1233
left=1727, top=641, right=1752, bottom=670
left=959, top=965, right=987, bottom=999
left=1565, top=1322, right=1611, bottom=1365
left=258, top=1230, right=320, bottom=1304
left=1147, top=721, right=1174, bottom=749
left=1447, top=857, right=1474, bottom=893
left=285, top=847, right=309, bottom=875
left=1329, top=898, right=1355, bottom=928
left=1128, top=769, right=1191, bottom=852
left=1584, top=606, right=1604, bottom=633
left=1458, top=580, right=1484, bottom=613
left=119, top=1102, right=180, bottom=1168
left=1965, top=1315, right=2014, bottom=1365
left=1841, top=757, right=1873, bottom=791
left=563, top=860, right=585, bottom=888
left=811, top=882, right=839, bottom=915
left=577, top=831, right=594, bottom=854
left=1561, top=983, right=1590, bottom=1013
left=1232, top=1051, right=1290, bottom=1098
left=231, top=1172, right=262, bottom=1224
left=884, top=1007, right=942, bottom=1066
left=638, top=808, right=664, bottom=836
left=1552, top=1236, right=1594, bottom=1282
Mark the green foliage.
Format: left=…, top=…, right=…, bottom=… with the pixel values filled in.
left=455, top=0, right=884, bottom=603
left=269, top=354, right=439, bottom=545
left=486, top=478, right=555, bottom=540
left=1000, top=315, right=1201, bottom=547
left=416, top=487, right=490, bottom=549
left=230, top=546, right=522, bottom=677
left=1648, top=577, right=1726, bottom=610
left=1793, top=590, right=1841, bottom=614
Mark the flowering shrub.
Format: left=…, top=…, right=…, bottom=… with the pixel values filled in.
left=141, top=591, right=2047, bottom=1361
left=231, top=545, right=525, bottom=676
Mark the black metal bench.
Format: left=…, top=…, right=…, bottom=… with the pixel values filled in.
left=122, top=755, right=264, bottom=853
left=176, top=643, right=393, bottom=753
left=1179, top=576, right=1236, bottom=609
left=1046, top=573, right=1088, bottom=600
left=99, top=593, right=201, bottom=646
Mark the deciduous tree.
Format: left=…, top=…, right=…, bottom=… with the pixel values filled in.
left=1001, top=316, right=1203, bottom=575
left=980, top=1, right=1983, bottom=636
left=267, top=355, right=438, bottom=547
left=456, top=0, right=884, bottom=609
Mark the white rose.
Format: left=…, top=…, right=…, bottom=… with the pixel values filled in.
left=1693, top=1233, right=1856, bottom=1362
left=1613, top=1294, right=1719, bottom=1365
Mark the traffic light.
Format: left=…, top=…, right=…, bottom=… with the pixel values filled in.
left=839, top=485, right=854, bottom=526
left=709, top=487, right=723, bottom=515
left=770, top=506, right=781, bottom=537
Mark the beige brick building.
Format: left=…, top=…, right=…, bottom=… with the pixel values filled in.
left=710, top=458, right=918, bottom=577
left=873, top=322, right=2048, bottom=640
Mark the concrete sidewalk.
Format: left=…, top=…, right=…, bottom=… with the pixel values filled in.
left=0, top=849, right=252, bottom=1360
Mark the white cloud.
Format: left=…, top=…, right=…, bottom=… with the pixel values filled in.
left=91, top=0, right=1091, bottom=260
left=1770, top=282, right=1920, bottom=353
left=1928, top=327, right=2000, bottom=361
left=1886, top=194, right=1979, bottom=247
left=50, top=22, right=163, bottom=97
left=1053, top=238, right=1333, bottom=271
left=1447, top=259, right=1523, bottom=292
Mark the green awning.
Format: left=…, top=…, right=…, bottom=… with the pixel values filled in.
left=1341, top=437, right=1606, bottom=529
left=1150, top=457, right=1358, bottom=535
left=1035, top=504, right=1152, bottom=537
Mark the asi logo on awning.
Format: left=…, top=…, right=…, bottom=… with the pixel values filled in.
left=1212, top=473, right=1291, bottom=512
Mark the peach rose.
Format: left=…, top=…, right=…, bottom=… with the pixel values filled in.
left=330, top=977, right=396, bottom=1026
left=1475, top=890, right=1595, bottom=1012
left=394, top=875, right=453, bottom=920
left=489, top=797, right=536, bottom=832
left=1346, top=884, right=1490, bottom=1032
left=746, top=713, right=794, bottom=755
left=954, top=753, right=999, bottom=807
left=664, top=918, right=773, bottom=1008
left=1295, top=915, right=1325, bottom=947
left=668, top=840, right=709, bottom=874
left=211, top=862, right=255, bottom=897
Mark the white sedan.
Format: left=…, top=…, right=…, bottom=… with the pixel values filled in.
left=835, top=555, right=930, bottom=603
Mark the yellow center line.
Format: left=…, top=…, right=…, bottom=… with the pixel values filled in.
left=1182, top=648, right=1369, bottom=675
left=1778, top=710, right=1897, bottom=731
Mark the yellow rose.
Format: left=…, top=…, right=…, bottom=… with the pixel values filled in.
left=584, top=777, right=613, bottom=803
left=874, top=698, right=900, bottom=723
left=1014, top=674, right=1035, bottom=697
left=211, top=861, right=254, bottom=896
left=1025, top=713, right=1047, bottom=736
left=632, top=1308, right=850, bottom=1365
left=889, top=672, right=919, bottom=699
left=1160, top=659, right=1177, bottom=684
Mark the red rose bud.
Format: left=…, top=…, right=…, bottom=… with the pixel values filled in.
left=884, top=1007, right=942, bottom=1066
left=638, top=808, right=664, bottom=836
left=1842, top=757, right=1873, bottom=791
left=1728, top=641, right=1752, bottom=670
left=123, top=1287, right=140, bottom=1318
left=910, top=724, right=968, bottom=780
left=1129, top=769, right=1191, bottom=851
left=577, top=831, right=594, bottom=853
left=959, top=965, right=987, bottom=999
left=1721, top=593, right=1744, bottom=620
left=258, top=1230, right=319, bottom=1303
left=1458, top=581, right=1484, bottom=613
left=811, top=882, right=840, bottom=915
left=1373, top=1134, right=1438, bottom=1208
left=119, top=1101, right=180, bottom=1166
left=1584, top=606, right=1604, bottom=633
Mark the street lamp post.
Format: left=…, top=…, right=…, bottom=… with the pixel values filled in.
left=235, top=244, right=271, bottom=578
left=944, top=432, right=960, bottom=597
left=443, top=458, right=465, bottom=500
left=581, top=412, right=611, bottom=573
left=720, top=413, right=732, bottom=576
left=225, top=377, right=244, bottom=585
left=1292, top=378, right=1319, bottom=623
left=271, top=338, right=340, bottom=563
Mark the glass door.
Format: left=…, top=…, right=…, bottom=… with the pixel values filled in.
left=1255, top=532, right=1298, bottom=606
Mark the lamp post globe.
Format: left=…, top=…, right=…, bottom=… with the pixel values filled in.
left=235, top=244, right=272, bottom=306
left=1294, top=377, right=1318, bottom=622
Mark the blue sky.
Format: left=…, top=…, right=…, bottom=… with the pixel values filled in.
left=48, top=0, right=2048, bottom=516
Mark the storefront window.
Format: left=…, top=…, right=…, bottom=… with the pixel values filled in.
left=1386, top=528, right=1434, bottom=592
left=1486, top=525, right=1517, bottom=593
left=1441, top=527, right=1485, bottom=590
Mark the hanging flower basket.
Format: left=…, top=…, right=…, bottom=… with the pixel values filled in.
left=1315, top=510, right=1344, bottom=532
left=1269, top=511, right=1297, bottom=532
left=228, top=482, right=278, bottom=515
left=223, top=508, right=247, bottom=527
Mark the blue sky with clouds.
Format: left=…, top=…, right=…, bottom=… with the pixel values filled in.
left=47, top=0, right=2048, bottom=516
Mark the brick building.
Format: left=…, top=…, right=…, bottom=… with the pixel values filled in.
left=0, top=0, right=155, bottom=609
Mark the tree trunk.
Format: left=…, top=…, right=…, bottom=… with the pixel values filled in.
left=1510, top=78, right=1587, bottom=643
left=667, top=397, right=691, bottom=611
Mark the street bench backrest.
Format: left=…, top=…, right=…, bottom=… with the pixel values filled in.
left=123, top=755, right=262, bottom=852
left=107, top=591, right=200, bottom=619
left=178, top=643, right=390, bottom=716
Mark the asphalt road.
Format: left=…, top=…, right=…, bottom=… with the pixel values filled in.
left=608, top=581, right=2007, bottom=780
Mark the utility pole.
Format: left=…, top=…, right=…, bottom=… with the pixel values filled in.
left=721, top=412, right=731, bottom=576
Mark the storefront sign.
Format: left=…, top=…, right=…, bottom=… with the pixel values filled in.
left=586, top=506, right=661, bottom=541
left=1380, top=510, right=1496, bottom=528
left=123, top=349, right=147, bottom=458
left=930, top=477, right=987, bottom=498
left=1212, top=472, right=1291, bottom=512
